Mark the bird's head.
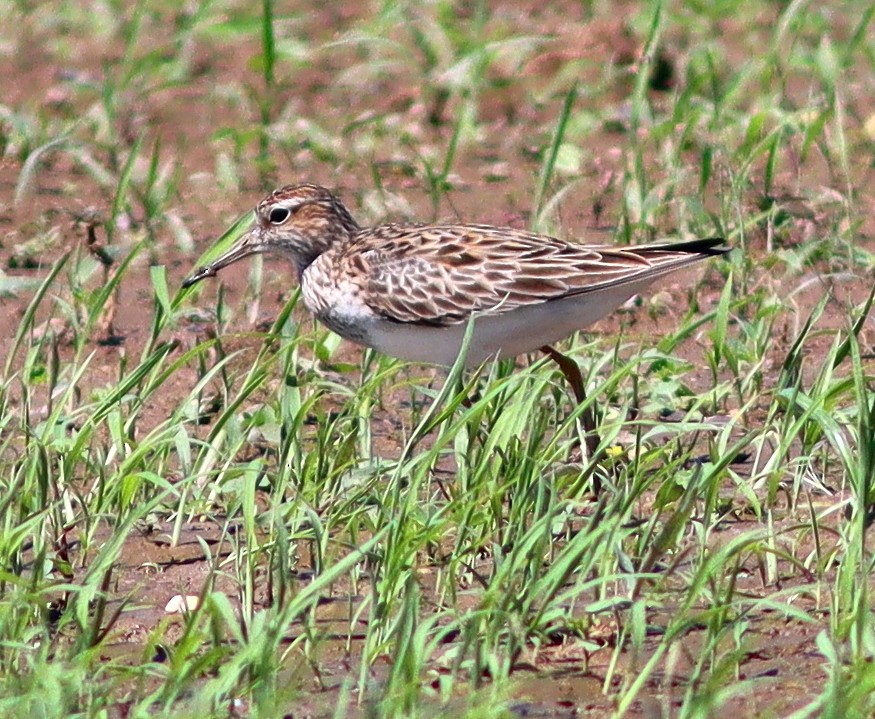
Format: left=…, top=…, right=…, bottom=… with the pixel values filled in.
left=182, top=183, right=359, bottom=287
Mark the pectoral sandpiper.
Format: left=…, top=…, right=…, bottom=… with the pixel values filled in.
left=183, top=183, right=729, bottom=477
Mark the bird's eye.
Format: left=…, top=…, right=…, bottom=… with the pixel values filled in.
left=269, top=207, right=291, bottom=224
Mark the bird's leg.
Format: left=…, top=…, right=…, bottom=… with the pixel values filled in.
left=541, top=345, right=587, bottom=403
left=540, top=345, right=602, bottom=490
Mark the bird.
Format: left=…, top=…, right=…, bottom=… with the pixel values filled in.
left=183, top=183, right=729, bottom=470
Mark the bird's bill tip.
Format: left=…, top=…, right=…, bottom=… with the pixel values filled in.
left=181, top=266, right=216, bottom=288
left=181, top=231, right=260, bottom=289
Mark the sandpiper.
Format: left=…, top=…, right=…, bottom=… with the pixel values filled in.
left=184, top=183, right=726, bottom=363
left=183, top=183, right=728, bottom=472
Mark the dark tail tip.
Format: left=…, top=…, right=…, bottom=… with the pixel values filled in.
left=668, top=237, right=731, bottom=257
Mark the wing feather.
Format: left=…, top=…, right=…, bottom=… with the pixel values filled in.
left=338, top=224, right=722, bottom=326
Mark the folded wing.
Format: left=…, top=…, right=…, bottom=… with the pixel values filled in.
left=343, top=224, right=726, bottom=326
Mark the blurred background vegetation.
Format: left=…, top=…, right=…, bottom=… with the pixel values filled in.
left=1, top=1, right=875, bottom=718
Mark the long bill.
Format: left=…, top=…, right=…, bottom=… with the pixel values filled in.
left=181, top=227, right=262, bottom=288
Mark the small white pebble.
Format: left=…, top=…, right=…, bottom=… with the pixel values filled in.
left=164, top=595, right=200, bottom=614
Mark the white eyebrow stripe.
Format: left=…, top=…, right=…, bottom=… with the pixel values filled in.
left=284, top=197, right=313, bottom=211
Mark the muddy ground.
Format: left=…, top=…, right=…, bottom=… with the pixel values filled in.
left=2, top=2, right=874, bottom=717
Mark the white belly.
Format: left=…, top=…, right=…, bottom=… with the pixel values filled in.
left=359, top=281, right=646, bottom=367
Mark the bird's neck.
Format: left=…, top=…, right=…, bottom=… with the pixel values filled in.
left=293, top=224, right=359, bottom=280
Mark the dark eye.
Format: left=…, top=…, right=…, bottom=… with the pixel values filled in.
left=269, top=207, right=291, bottom=224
